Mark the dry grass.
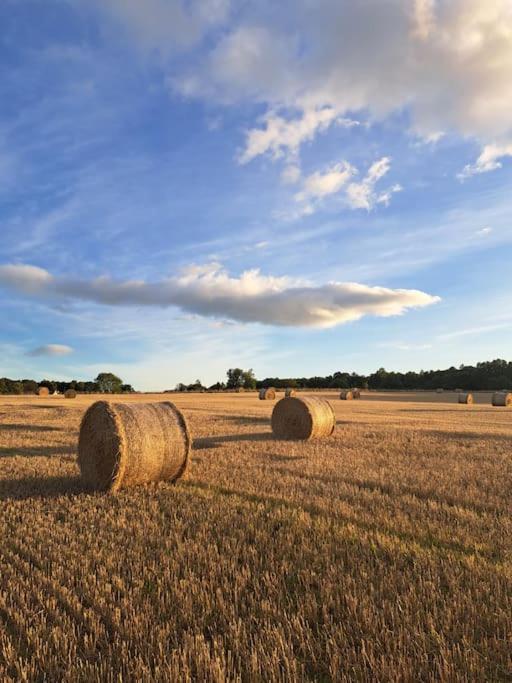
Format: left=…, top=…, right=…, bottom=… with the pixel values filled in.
left=0, top=391, right=511, bottom=682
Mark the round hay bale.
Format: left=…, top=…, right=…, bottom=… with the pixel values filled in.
left=492, top=392, right=512, bottom=407
left=340, top=390, right=353, bottom=400
left=285, top=388, right=297, bottom=397
left=65, top=389, right=77, bottom=399
left=271, top=396, right=335, bottom=440
left=436, top=388, right=444, bottom=394
left=458, top=392, right=473, bottom=404
left=259, top=387, right=276, bottom=400
left=352, top=388, right=361, bottom=399
left=78, top=401, right=190, bottom=492
left=37, top=386, right=50, bottom=396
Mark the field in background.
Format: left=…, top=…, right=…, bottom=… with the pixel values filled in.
left=1, top=391, right=511, bottom=681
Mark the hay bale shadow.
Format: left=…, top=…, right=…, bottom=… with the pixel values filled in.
left=0, top=445, right=73, bottom=458
left=0, top=475, right=89, bottom=501
left=0, top=423, right=63, bottom=432
left=193, top=432, right=272, bottom=449
left=222, top=415, right=270, bottom=426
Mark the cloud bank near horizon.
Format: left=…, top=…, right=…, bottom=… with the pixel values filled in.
left=0, top=263, right=439, bottom=329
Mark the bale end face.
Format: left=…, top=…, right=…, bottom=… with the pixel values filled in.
left=65, top=389, right=77, bottom=399
left=38, top=387, right=50, bottom=396
left=78, top=401, right=190, bottom=491
left=285, top=388, right=296, bottom=397
left=259, top=387, right=276, bottom=400
left=271, top=396, right=335, bottom=440
left=458, top=392, right=473, bottom=404
left=340, top=390, right=353, bottom=400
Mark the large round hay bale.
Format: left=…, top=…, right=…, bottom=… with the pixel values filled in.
left=38, top=386, right=50, bottom=396
left=340, top=390, right=353, bottom=400
left=271, top=396, right=335, bottom=440
left=458, top=392, right=473, bottom=404
left=492, top=392, right=512, bottom=407
left=65, top=389, right=77, bottom=399
left=352, top=388, right=361, bottom=399
left=259, top=387, right=276, bottom=400
left=285, top=388, right=296, bottom=397
left=78, top=401, right=190, bottom=492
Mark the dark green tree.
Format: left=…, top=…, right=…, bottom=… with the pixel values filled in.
left=95, top=372, right=123, bottom=394
left=226, top=368, right=244, bottom=390
left=242, top=369, right=257, bottom=390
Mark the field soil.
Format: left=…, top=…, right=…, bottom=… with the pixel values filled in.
left=1, top=391, right=511, bottom=682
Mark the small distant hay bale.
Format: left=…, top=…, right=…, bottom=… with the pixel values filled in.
left=436, top=388, right=444, bottom=394
left=492, top=392, right=512, bottom=407
left=352, top=388, right=361, bottom=399
left=38, top=386, right=50, bottom=396
left=259, top=387, right=276, bottom=400
left=285, top=388, right=297, bottom=397
left=458, top=392, right=473, bottom=404
left=271, top=396, right=335, bottom=440
left=65, top=389, right=77, bottom=399
left=78, top=401, right=190, bottom=492
left=340, top=390, right=353, bottom=400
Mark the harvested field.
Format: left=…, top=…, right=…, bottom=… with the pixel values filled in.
left=1, top=391, right=511, bottom=682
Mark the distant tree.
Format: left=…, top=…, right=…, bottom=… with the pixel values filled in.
left=226, top=368, right=244, bottom=390
left=0, top=378, right=23, bottom=394
left=242, top=369, right=257, bottom=390
left=208, top=381, right=226, bottom=391
left=95, top=372, right=123, bottom=394
left=21, top=379, right=38, bottom=394
left=121, top=384, right=135, bottom=393
left=175, top=382, right=187, bottom=392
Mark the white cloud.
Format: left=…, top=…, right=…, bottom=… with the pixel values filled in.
left=295, top=161, right=355, bottom=202
left=238, top=108, right=357, bottom=165
left=289, top=157, right=401, bottom=216
left=26, top=344, right=73, bottom=357
left=0, top=263, right=440, bottom=329
left=346, top=158, right=399, bottom=211
left=458, top=143, right=512, bottom=180
left=169, top=0, right=512, bottom=169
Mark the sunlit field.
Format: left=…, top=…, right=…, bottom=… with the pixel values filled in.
left=1, top=391, right=511, bottom=682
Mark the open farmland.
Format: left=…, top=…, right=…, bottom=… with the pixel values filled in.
left=1, top=391, right=511, bottom=682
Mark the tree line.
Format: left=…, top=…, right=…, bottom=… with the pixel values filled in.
left=0, top=372, right=134, bottom=395
left=175, top=359, right=512, bottom=392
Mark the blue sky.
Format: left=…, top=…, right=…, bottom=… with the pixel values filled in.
left=1, top=0, right=512, bottom=390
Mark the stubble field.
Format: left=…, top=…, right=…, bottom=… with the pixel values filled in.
left=0, top=391, right=511, bottom=682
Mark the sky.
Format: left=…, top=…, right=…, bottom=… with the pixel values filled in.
left=1, top=0, right=512, bottom=390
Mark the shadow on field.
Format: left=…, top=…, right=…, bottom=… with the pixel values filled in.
left=0, top=475, right=88, bottom=501
left=193, top=432, right=272, bottom=449
left=222, top=414, right=270, bottom=425
left=0, top=423, right=63, bottom=432
left=399, top=407, right=499, bottom=413
left=272, top=466, right=506, bottom=517
left=181, top=480, right=501, bottom=560
left=418, top=428, right=512, bottom=442
left=0, top=445, right=73, bottom=458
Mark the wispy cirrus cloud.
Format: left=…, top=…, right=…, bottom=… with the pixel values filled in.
left=0, top=263, right=440, bottom=329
